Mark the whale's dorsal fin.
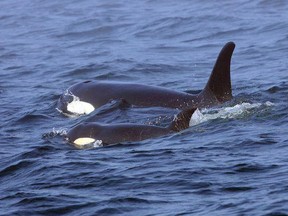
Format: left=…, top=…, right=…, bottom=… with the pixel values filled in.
left=169, top=108, right=196, bottom=132
left=201, top=42, right=235, bottom=103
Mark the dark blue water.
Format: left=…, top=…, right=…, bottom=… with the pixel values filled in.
left=1, top=0, right=288, bottom=215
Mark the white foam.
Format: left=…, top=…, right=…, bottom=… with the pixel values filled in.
left=53, top=127, right=67, bottom=136
left=189, top=101, right=274, bottom=126
left=42, top=128, right=68, bottom=139
left=189, top=109, right=205, bottom=126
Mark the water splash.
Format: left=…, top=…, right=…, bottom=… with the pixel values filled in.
left=42, top=128, right=67, bottom=139
left=190, top=101, right=274, bottom=126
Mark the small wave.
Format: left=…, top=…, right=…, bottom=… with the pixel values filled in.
left=231, top=163, right=278, bottom=173
left=0, top=160, right=33, bottom=177
left=221, top=186, right=255, bottom=192
left=190, top=102, right=274, bottom=126
left=16, top=113, right=51, bottom=123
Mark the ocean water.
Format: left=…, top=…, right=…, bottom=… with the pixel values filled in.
left=1, top=0, right=288, bottom=215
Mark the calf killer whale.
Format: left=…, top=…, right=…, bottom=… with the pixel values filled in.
left=57, top=42, right=235, bottom=116
left=66, top=108, right=196, bottom=148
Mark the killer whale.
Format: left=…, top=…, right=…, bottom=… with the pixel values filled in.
left=66, top=108, right=196, bottom=148
left=57, top=42, right=235, bottom=116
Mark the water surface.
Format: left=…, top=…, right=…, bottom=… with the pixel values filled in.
left=1, top=0, right=288, bottom=215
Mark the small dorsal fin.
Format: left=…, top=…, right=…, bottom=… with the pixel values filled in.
left=169, top=108, right=197, bottom=132
left=202, top=42, right=235, bottom=103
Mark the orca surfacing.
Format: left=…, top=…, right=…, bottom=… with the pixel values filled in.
left=66, top=108, right=196, bottom=148
left=57, top=42, right=235, bottom=115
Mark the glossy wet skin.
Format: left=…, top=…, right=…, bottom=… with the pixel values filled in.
left=67, top=122, right=171, bottom=146
left=67, top=108, right=196, bottom=147
left=57, top=42, right=235, bottom=115
left=65, top=80, right=217, bottom=108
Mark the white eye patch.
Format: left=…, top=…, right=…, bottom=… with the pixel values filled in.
left=67, top=100, right=95, bottom=115
left=74, top=137, right=96, bottom=145
left=73, top=137, right=103, bottom=148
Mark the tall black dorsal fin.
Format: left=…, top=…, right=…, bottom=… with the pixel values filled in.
left=202, top=42, right=235, bottom=103
left=169, top=108, right=196, bottom=132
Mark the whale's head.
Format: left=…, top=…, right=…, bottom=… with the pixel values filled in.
left=66, top=123, right=103, bottom=148
left=57, top=89, right=95, bottom=117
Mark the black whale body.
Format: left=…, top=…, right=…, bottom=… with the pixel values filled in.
left=57, top=42, right=235, bottom=115
left=66, top=108, right=196, bottom=148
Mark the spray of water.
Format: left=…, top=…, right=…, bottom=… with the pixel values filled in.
left=190, top=102, right=274, bottom=126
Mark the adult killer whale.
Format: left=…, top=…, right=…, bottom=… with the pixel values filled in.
left=57, top=42, right=235, bottom=116
left=66, top=108, right=196, bottom=148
